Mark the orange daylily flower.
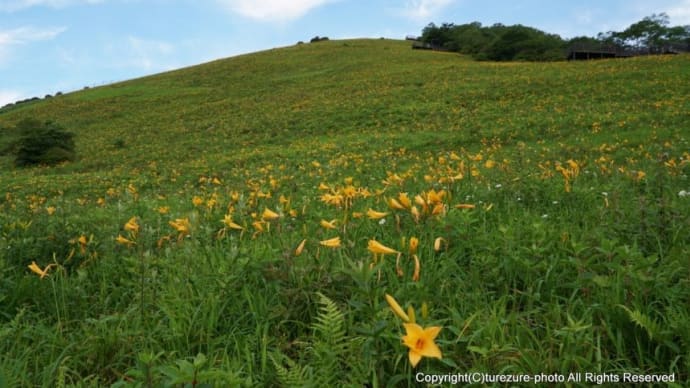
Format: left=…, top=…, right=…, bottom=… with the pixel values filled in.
left=366, top=208, right=389, bottom=220
left=319, top=236, right=341, bottom=248
left=294, top=239, right=307, bottom=256
left=368, top=240, right=398, bottom=255
left=319, top=219, right=337, bottom=230
left=402, top=323, right=443, bottom=367
left=124, top=216, right=139, bottom=234
left=262, top=208, right=280, bottom=221
left=409, top=237, right=419, bottom=255
left=27, top=261, right=57, bottom=279
left=385, top=294, right=410, bottom=323
left=222, top=214, right=244, bottom=230
left=116, top=234, right=136, bottom=246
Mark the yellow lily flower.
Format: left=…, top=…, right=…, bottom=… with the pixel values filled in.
left=27, top=261, right=56, bottom=279
left=318, top=219, right=337, bottom=230
left=402, top=323, right=443, bottom=367
left=366, top=208, right=389, bottom=220
left=169, top=218, right=191, bottom=240
left=410, top=206, right=421, bottom=223
left=434, top=237, right=446, bottom=252
left=431, top=203, right=445, bottom=216
left=398, top=192, right=412, bottom=209
left=262, top=208, right=280, bottom=221
left=412, top=254, right=421, bottom=282
left=279, top=195, right=290, bottom=205
left=116, top=234, right=135, bottom=246
left=222, top=214, right=244, bottom=230
left=294, top=239, right=307, bottom=256
left=124, top=216, right=139, bottom=234
left=385, top=293, right=410, bottom=322
left=407, top=305, right=416, bottom=324
left=409, top=237, right=419, bottom=255
left=388, top=197, right=405, bottom=210
left=319, top=236, right=341, bottom=248
left=252, top=221, right=265, bottom=232
left=368, top=240, right=398, bottom=255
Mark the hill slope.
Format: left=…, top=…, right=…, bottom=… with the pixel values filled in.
left=1, top=39, right=688, bottom=190
left=1, top=39, right=689, bottom=386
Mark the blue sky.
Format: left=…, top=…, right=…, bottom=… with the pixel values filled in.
left=2, top=0, right=689, bottom=106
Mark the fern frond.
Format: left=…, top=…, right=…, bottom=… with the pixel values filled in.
left=312, top=292, right=346, bottom=349
left=310, top=293, right=347, bottom=386
left=618, top=305, right=662, bottom=340
left=271, top=293, right=367, bottom=387
left=270, top=353, right=312, bottom=388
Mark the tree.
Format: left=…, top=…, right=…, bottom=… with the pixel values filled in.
left=607, top=13, right=690, bottom=52
left=14, top=118, right=76, bottom=167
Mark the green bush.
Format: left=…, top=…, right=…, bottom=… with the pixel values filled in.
left=14, top=118, right=76, bottom=167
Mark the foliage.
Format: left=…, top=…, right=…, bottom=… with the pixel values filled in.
left=421, top=22, right=566, bottom=61
left=271, top=293, right=366, bottom=387
left=13, top=118, right=76, bottom=167
left=598, top=13, right=690, bottom=51
left=0, top=39, right=688, bottom=386
left=421, top=14, right=690, bottom=61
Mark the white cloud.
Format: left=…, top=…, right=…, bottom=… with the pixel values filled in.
left=0, top=26, right=66, bottom=64
left=666, top=0, right=690, bottom=25
left=216, top=0, right=336, bottom=22
left=0, top=90, right=23, bottom=107
left=0, top=26, right=66, bottom=45
left=0, top=0, right=104, bottom=12
left=398, top=0, right=456, bottom=22
left=108, top=36, right=176, bottom=71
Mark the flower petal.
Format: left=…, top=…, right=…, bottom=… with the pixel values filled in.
left=419, top=340, right=443, bottom=359
left=408, top=349, right=422, bottom=368
left=424, top=325, right=442, bottom=340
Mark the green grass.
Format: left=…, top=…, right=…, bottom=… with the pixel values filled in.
left=1, top=39, right=689, bottom=386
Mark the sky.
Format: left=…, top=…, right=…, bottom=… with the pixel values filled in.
left=2, top=0, right=690, bottom=106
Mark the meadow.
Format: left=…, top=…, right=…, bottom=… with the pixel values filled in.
left=0, top=39, right=689, bottom=386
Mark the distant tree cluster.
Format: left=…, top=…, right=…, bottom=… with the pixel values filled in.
left=310, top=36, right=330, bottom=43
left=0, top=92, right=62, bottom=113
left=420, top=13, right=690, bottom=61
left=420, top=22, right=566, bottom=61
left=593, top=13, right=690, bottom=53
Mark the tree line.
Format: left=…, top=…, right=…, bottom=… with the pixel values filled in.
left=419, top=13, right=690, bottom=61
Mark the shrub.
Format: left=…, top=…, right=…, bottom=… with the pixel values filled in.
left=310, top=36, right=329, bottom=43
left=14, top=118, right=76, bottom=167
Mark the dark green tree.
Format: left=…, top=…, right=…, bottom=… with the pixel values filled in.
left=601, top=13, right=690, bottom=52
left=420, top=22, right=565, bottom=61
left=14, top=118, right=76, bottom=167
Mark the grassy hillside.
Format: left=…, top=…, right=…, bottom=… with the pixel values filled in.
left=1, top=39, right=689, bottom=386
